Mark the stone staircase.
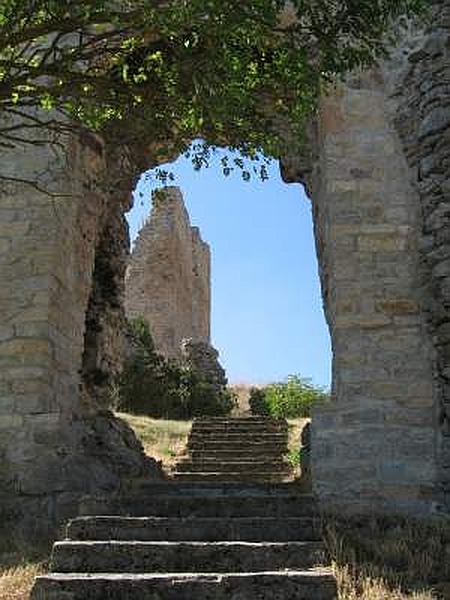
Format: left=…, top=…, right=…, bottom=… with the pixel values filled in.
left=31, top=418, right=337, bottom=599
left=172, top=416, right=293, bottom=482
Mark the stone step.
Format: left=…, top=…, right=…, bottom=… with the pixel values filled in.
left=175, top=460, right=291, bottom=473
left=172, top=471, right=292, bottom=483
left=32, top=570, right=337, bottom=600
left=190, top=426, right=288, bottom=435
left=121, top=480, right=306, bottom=496
left=67, top=516, right=319, bottom=542
left=80, top=493, right=316, bottom=518
left=52, top=540, right=326, bottom=573
left=188, top=441, right=288, bottom=453
left=188, top=442, right=288, bottom=452
left=189, top=432, right=288, bottom=441
left=191, top=423, right=288, bottom=433
left=192, top=417, right=285, bottom=424
left=186, top=449, right=285, bottom=460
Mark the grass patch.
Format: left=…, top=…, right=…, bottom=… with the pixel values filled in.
left=0, top=553, right=47, bottom=600
left=117, top=412, right=191, bottom=468
left=324, top=515, right=450, bottom=599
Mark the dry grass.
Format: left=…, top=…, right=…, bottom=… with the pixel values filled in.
left=117, top=412, right=191, bottom=468
left=324, top=516, right=450, bottom=599
left=334, top=566, right=435, bottom=600
left=0, top=555, right=47, bottom=600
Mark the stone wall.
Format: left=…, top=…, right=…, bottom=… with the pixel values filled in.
left=283, top=6, right=450, bottom=515
left=0, top=132, right=161, bottom=546
left=125, top=187, right=211, bottom=359
left=391, top=0, right=450, bottom=513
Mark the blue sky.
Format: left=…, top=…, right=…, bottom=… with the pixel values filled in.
left=127, top=148, right=331, bottom=389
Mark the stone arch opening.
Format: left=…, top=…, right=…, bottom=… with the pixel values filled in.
left=1, top=3, right=449, bottom=547
left=125, top=150, right=330, bottom=393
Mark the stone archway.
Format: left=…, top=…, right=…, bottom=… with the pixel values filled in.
left=0, top=1, right=449, bottom=546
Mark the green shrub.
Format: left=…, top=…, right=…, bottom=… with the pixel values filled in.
left=183, top=371, right=237, bottom=417
left=249, top=375, right=328, bottom=419
left=248, top=387, right=270, bottom=415
left=116, top=317, right=236, bottom=419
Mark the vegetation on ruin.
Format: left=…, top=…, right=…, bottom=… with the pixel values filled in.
left=117, top=412, right=192, bottom=468
left=0, top=0, right=427, bottom=186
left=249, top=374, right=328, bottom=418
left=115, top=317, right=236, bottom=418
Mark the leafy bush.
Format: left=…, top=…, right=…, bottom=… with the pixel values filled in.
left=116, top=317, right=236, bottom=419
left=248, top=387, right=270, bottom=416
left=249, top=375, right=328, bottom=419
left=182, top=371, right=237, bottom=418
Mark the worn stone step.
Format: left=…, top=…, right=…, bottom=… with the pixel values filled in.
left=191, top=425, right=288, bottom=434
left=188, top=441, right=288, bottom=451
left=52, top=540, right=326, bottom=573
left=115, top=480, right=305, bottom=496
left=176, top=460, right=290, bottom=473
left=192, top=417, right=285, bottom=424
left=80, top=493, right=316, bottom=518
left=172, top=471, right=292, bottom=483
left=184, top=455, right=286, bottom=464
left=32, top=570, right=337, bottom=600
left=190, top=425, right=288, bottom=434
left=189, top=431, right=288, bottom=440
left=186, top=449, right=285, bottom=460
left=67, top=516, right=319, bottom=542
left=188, top=438, right=287, bottom=449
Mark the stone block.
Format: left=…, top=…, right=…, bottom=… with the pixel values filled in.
left=0, top=338, right=52, bottom=367
left=375, top=299, right=419, bottom=315
left=0, top=395, right=14, bottom=414
left=357, top=231, right=408, bottom=252
left=0, top=325, right=14, bottom=342
left=0, top=414, right=23, bottom=429
left=14, top=393, right=55, bottom=415
left=0, top=221, right=30, bottom=238
left=334, top=314, right=392, bottom=329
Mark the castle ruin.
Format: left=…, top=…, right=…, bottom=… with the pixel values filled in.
left=125, top=187, right=211, bottom=359
left=0, top=1, right=449, bottom=544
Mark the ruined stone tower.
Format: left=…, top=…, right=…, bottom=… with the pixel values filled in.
left=125, top=187, right=211, bottom=359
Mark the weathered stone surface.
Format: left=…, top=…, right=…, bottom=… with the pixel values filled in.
left=181, top=338, right=227, bottom=391
left=31, top=481, right=335, bottom=599
left=125, top=187, right=211, bottom=359
left=390, top=0, right=450, bottom=513
left=282, top=6, right=450, bottom=515
left=173, top=418, right=292, bottom=483
left=32, top=571, right=337, bottom=600
left=2, top=2, right=450, bottom=550
left=0, top=132, right=162, bottom=547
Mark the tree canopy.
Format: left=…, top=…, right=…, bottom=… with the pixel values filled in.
left=0, top=0, right=426, bottom=185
